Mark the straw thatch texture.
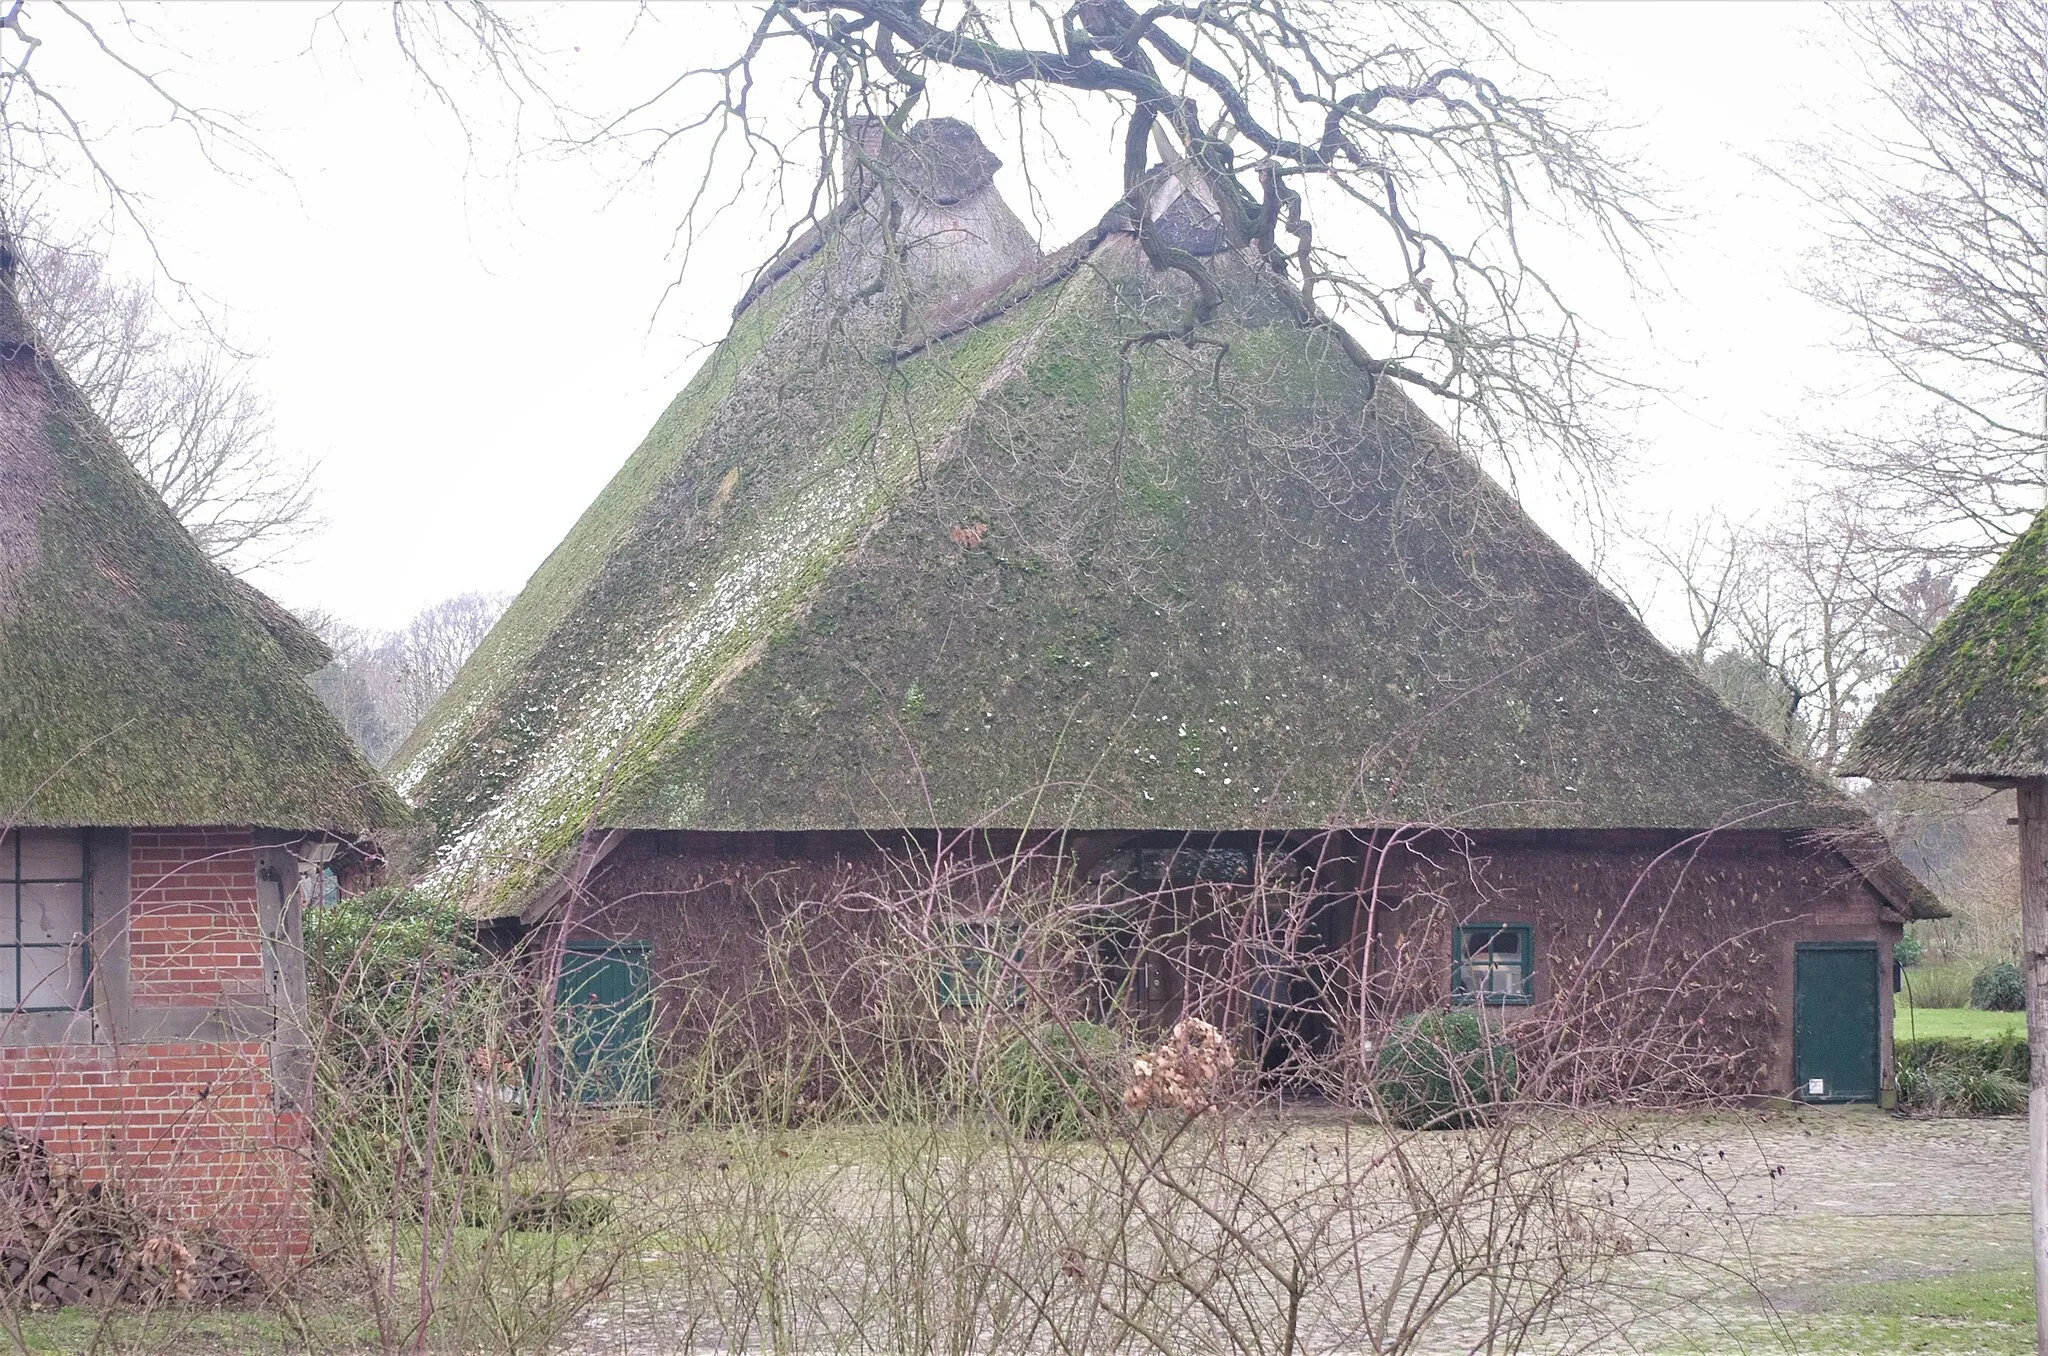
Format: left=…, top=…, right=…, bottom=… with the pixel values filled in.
left=393, top=129, right=1870, bottom=913
left=1847, top=509, right=2048, bottom=783
left=0, top=259, right=402, bottom=832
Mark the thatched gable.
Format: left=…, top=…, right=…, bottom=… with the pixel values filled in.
left=1847, top=509, right=2048, bottom=783
left=394, top=123, right=1877, bottom=912
left=0, top=248, right=402, bottom=832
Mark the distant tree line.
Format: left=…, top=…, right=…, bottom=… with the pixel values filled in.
left=306, top=593, right=509, bottom=766
left=1624, top=0, right=2043, bottom=783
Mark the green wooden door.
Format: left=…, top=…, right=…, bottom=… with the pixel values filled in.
left=1793, top=942, right=1880, bottom=1103
left=556, top=942, right=654, bottom=1105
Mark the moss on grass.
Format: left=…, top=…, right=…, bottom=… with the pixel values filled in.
left=6, top=1302, right=380, bottom=1355
left=1735, top=1268, right=2039, bottom=1355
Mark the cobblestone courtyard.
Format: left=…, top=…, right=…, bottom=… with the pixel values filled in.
left=560, top=1109, right=2031, bottom=1356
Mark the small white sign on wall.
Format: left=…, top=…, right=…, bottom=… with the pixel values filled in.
left=1807, top=1078, right=1826, bottom=1096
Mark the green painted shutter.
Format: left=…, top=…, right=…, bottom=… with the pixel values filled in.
left=1793, top=943, right=1880, bottom=1103
left=556, top=942, right=655, bottom=1105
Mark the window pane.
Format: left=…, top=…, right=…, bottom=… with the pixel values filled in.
left=18, top=946, right=84, bottom=1009
left=0, top=953, right=14, bottom=1007
left=20, top=883, right=83, bottom=944
left=0, top=831, right=13, bottom=882
left=1462, top=961, right=1526, bottom=998
left=1465, top=929, right=1519, bottom=960
left=19, top=830, right=82, bottom=880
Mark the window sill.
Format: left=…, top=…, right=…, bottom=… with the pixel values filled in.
left=0, top=1009, right=98, bottom=1047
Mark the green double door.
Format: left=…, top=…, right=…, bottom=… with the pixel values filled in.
left=1793, top=942, right=1880, bottom=1103
left=556, top=942, right=655, bottom=1105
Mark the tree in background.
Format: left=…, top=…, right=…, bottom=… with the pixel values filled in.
left=1629, top=492, right=1958, bottom=772
left=1785, top=0, right=2047, bottom=575
left=10, top=234, right=318, bottom=573
left=389, top=0, right=1657, bottom=498
left=309, top=593, right=510, bottom=766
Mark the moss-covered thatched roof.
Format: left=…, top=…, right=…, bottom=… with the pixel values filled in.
left=394, top=125, right=1886, bottom=913
left=1846, top=510, right=2048, bottom=783
left=0, top=254, right=403, bottom=833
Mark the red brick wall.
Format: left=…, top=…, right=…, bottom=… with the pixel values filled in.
left=557, top=827, right=1903, bottom=1102
left=129, top=829, right=272, bottom=1006
left=0, top=828, right=310, bottom=1270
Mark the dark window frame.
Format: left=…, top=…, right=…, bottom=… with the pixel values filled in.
left=3, top=828, right=92, bottom=1013
left=1452, top=922, right=1534, bottom=1007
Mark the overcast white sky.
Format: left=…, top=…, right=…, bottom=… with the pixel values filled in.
left=14, top=2, right=1890, bottom=637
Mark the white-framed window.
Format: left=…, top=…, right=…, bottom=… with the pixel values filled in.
left=2, top=829, right=89, bottom=1011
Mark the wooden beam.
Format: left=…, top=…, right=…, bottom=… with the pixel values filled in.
left=2017, top=777, right=2048, bottom=1356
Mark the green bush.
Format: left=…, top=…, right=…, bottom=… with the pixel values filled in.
left=1971, top=961, right=2025, bottom=1012
left=1896, top=1034, right=2029, bottom=1115
left=1894, top=933, right=1926, bottom=969
left=1373, top=1010, right=1519, bottom=1130
left=992, top=1021, right=1121, bottom=1139
left=304, top=888, right=504, bottom=1220
left=1956, top=1067, right=2026, bottom=1115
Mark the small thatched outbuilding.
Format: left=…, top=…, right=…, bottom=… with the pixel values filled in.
left=0, top=240, right=402, bottom=1266
left=398, top=119, right=1939, bottom=1105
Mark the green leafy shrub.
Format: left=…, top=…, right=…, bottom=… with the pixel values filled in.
left=305, top=888, right=506, bottom=1219
left=1373, top=1010, right=1519, bottom=1129
left=991, top=1021, right=1121, bottom=1139
left=1896, top=1034, right=2028, bottom=1081
left=1896, top=1034, right=2029, bottom=1115
left=1971, top=961, right=2025, bottom=1012
left=1894, top=934, right=1926, bottom=968
left=1956, top=1068, right=2026, bottom=1115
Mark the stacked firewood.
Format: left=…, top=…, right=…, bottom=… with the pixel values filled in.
left=0, top=1128, right=257, bottom=1309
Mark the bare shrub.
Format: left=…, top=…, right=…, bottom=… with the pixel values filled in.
left=273, top=830, right=1766, bottom=1354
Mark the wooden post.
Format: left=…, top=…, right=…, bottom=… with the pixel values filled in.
left=2019, top=778, right=2048, bottom=1356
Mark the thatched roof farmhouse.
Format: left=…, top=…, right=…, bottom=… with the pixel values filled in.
left=0, top=237, right=400, bottom=1268
left=398, top=119, right=1936, bottom=1104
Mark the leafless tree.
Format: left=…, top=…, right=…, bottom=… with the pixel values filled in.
left=1, top=1, right=275, bottom=269
left=386, top=592, right=505, bottom=731
left=308, top=592, right=510, bottom=765
left=389, top=1, right=1658, bottom=495
left=8, top=234, right=318, bottom=573
left=1783, top=0, right=2048, bottom=570
left=1630, top=491, right=1958, bottom=770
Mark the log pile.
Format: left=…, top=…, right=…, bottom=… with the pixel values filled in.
left=0, top=1128, right=257, bottom=1310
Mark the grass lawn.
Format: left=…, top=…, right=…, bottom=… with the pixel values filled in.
left=1896, top=1005, right=2027, bottom=1040
left=1734, top=1266, right=2038, bottom=1355
left=5, top=1303, right=380, bottom=1355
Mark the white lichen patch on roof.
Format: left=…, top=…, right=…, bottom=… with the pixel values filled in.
left=416, top=456, right=881, bottom=905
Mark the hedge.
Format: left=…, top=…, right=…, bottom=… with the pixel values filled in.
left=1896, top=1034, right=2029, bottom=1115
left=1895, top=1034, right=2028, bottom=1080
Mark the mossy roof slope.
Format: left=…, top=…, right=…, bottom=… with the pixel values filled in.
left=1847, top=509, right=2048, bottom=782
left=397, top=195, right=1866, bottom=912
left=0, top=276, right=403, bottom=832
